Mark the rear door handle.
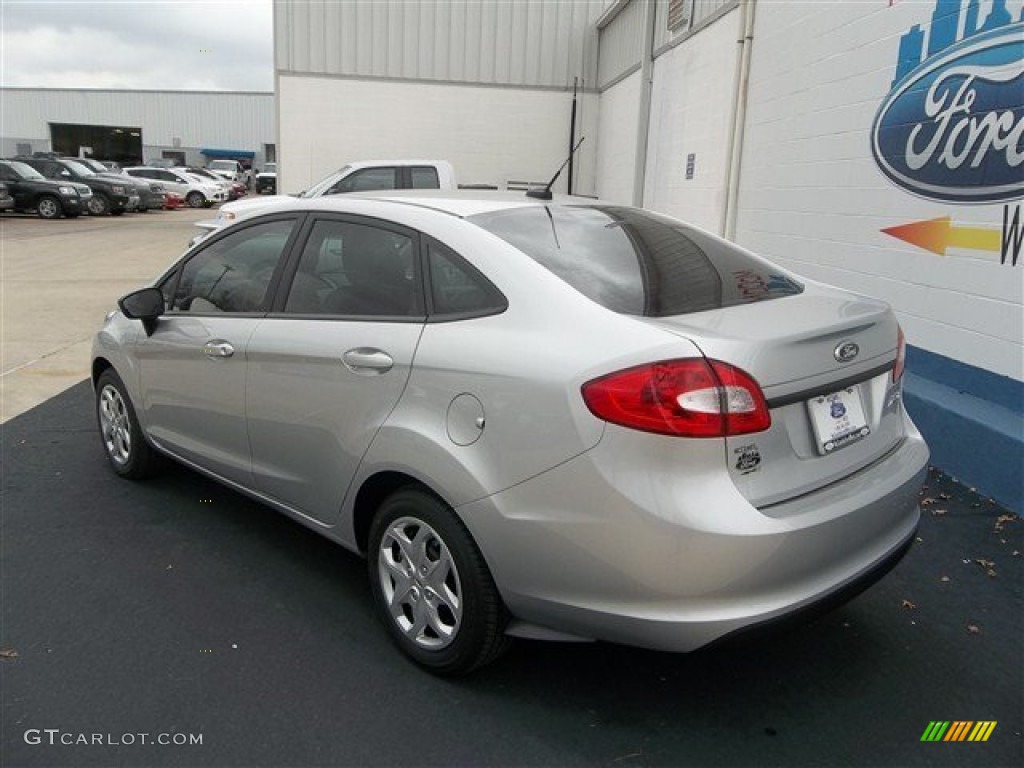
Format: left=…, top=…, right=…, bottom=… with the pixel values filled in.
left=202, top=340, right=235, bottom=358
left=342, top=348, right=393, bottom=374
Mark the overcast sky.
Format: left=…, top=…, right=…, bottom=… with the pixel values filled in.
left=1, top=0, right=274, bottom=91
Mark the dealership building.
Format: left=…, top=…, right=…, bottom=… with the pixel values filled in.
left=2, top=0, right=1021, bottom=507
left=0, top=88, right=275, bottom=169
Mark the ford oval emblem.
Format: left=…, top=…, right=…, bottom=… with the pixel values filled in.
left=835, top=342, right=859, bottom=363
left=871, top=22, right=1024, bottom=204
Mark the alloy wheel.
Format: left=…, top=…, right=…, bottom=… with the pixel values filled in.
left=98, top=384, right=132, bottom=465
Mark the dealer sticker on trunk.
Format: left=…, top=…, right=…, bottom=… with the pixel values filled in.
left=807, top=386, right=870, bottom=454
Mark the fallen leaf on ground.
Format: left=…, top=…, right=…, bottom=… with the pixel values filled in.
left=994, top=514, right=1019, bottom=533
left=940, top=576, right=950, bottom=582
left=930, top=508, right=947, bottom=516
left=967, top=624, right=981, bottom=634
left=974, top=558, right=995, bottom=568
left=901, top=599, right=916, bottom=610
left=0, top=649, right=18, bottom=659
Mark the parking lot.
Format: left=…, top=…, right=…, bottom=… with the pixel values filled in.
left=1, top=214, right=1022, bottom=767
left=0, top=208, right=212, bottom=422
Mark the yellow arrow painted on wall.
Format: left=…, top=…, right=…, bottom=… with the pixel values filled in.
left=882, top=216, right=1002, bottom=256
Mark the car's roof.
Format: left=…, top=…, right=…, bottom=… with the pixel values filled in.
left=340, top=189, right=601, bottom=218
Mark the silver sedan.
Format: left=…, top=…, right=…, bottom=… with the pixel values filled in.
left=92, top=191, right=928, bottom=674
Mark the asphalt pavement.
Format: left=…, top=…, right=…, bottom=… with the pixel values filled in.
left=2, top=382, right=1021, bottom=768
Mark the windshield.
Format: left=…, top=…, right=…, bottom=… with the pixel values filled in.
left=469, top=205, right=803, bottom=317
left=209, top=160, right=236, bottom=171
left=62, top=160, right=95, bottom=177
left=189, top=168, right=218, bottom=179
left=4, top=161, right=45, bottom=180
left=302, top=165, right=351, bottom=198
left=79, top=159, right=108, bottom=173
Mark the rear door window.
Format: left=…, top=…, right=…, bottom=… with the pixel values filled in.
left=469, top=205, right=803, bottom=316
left=280, top=218, right=422, bottom=318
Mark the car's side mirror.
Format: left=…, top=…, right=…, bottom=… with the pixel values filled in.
left=119, top=287, right=164, bottom=336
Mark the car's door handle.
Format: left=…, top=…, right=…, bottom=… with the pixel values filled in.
left=202, top=340, right=235, bottom=358
left=342, top=348, right=394, bottom=374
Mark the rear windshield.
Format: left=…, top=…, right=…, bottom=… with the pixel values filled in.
left=468, top=205, right=803, bottom=316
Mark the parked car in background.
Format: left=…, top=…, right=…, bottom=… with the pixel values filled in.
left=95, top=160, right=122, bottom=172
left=146, top=158, right=178, bottom=168
left=163, top=191, right=185, bottom=210
left=123, top=166, right=227, bottom=208
left=93, top=190, right=928, bottom=675
left=206, top=159, right=244, bottom=183
left=194, top=160, right=456, bottom=241
left=77, top=158, right=165, bottom=212
left=185, top=166, right=238, bottom=200
left=0, top=182, right=14, bottom=212
left=0, top=159, right=91, bottom=218
left=18, top=156, right=138, bottom=216
left=255, top=163, right=276, bottom=194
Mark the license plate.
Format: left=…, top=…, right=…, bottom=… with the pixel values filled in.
left=807, top=386, right=870, bottom=454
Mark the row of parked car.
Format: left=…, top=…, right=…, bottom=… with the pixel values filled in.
left=0, top=155, right=250, bottom=219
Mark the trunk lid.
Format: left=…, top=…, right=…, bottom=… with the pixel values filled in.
left=641, top=284, right=906, bottom=509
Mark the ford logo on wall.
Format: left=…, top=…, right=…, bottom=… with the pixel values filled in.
left=871, top=23, right=1024, bottom=205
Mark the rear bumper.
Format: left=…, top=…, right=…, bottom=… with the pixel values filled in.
left=458, top=418, right=928, bottom=652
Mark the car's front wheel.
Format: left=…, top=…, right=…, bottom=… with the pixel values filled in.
left=186, top=191, right=205, bottom=208
left=95, top=369, right=158, bottom=479
left=368, top=489, right=510, bottom=675
left=87, top=195, right=110, bottom=216
left=36, top=195, right=62, bottom=219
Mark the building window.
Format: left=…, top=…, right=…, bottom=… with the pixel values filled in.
left=668, top=0, right=690, bottom=31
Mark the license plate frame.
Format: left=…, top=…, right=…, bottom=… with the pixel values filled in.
left=807, top=385, right=870, bottom=455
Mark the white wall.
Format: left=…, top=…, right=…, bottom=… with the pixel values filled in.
left=277, top=75, right=599, bottom=196
left=642, top=7, right=741, bottom=233
left=595, top=71, right=641, bottom=205
left=734, top=1, right=1023, bottom=381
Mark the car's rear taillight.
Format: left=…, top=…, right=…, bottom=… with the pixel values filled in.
left=581, top=359, right=771, bottom=438
left=892, top=325, right=906, bottom=383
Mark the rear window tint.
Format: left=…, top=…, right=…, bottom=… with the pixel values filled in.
left=468, top=205, right=802, bottom=316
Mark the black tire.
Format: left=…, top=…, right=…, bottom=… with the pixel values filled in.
left=186, top=191, right=205, bottom=208
left=87, top=194, right=110, bottom=216
left=95, top=369, right=159, bottom=479
left=368, top=488, right=510, bottom=675
left=36, top=195, right=62, bottom=219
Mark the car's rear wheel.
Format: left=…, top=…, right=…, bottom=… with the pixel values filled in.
left=95, top=369, right=158, bottom=479
left=36, top=195, right=62, bottom=219
left=368, top=488, right=510, bottom=675
left=87, top=195, right=110, bottom=216
left=186, top=191, right=205, bottom=208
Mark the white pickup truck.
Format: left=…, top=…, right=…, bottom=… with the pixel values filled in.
left=193, top=160, right=456, bottom=242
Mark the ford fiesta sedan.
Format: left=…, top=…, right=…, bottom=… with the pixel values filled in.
left=92, top=191, right=928, bottom=674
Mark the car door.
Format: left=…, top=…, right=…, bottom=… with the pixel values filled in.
left=245, top=214, right=425, bottom=525
left=0, top=163, right=28, bottom=208
left=133, top=216, right=302, bottom=485
left=157, top=170, right=189, bottom=197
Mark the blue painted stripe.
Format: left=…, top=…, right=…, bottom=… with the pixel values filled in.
left=907, top=345, right=1023, bottom=414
